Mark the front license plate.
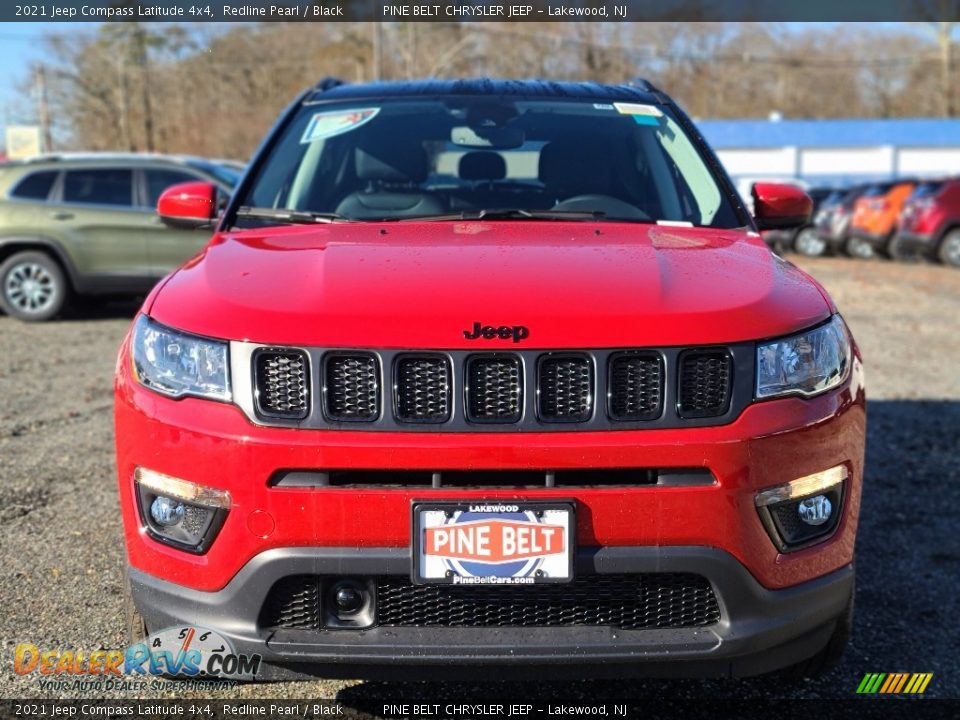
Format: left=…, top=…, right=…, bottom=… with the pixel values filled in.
left=412, top=501, right=575, bottom=585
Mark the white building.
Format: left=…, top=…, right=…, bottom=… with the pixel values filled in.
left=697, top=118, right=960, bottom=189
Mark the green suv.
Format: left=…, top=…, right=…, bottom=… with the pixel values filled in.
left=0, top=153, right=240, bottom=321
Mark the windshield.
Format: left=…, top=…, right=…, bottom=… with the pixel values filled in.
left=909, top=181, right=944, bottom=199
left=234, top=97, right=742, bottom=228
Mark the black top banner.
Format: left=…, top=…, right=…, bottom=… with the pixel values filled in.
left=5, top=0, right=960, bottom=22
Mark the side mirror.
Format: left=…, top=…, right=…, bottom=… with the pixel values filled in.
left=157, top=182, right=219, bottom=230
left=752, top=183, right=813, bottom=230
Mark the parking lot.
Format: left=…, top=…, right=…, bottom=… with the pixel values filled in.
left=0, top=255, right=958, bottom=701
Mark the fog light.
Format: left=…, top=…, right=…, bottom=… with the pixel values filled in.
left=150, top=496, right=184, bottom=527
left=323, top=578, right=376, bottom=629
left=798, top=495, right=832, bottom=526
left=755, top=464, right=847, bottom=552
left=135, top=467, right=230, bottom=554
left=335, top=585, right=363, bottom=614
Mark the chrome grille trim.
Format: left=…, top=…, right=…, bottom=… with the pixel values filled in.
left=231, top=343, right=753, bottom=432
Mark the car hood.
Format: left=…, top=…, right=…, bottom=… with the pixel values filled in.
left=149, top=221, right=832, bottom=348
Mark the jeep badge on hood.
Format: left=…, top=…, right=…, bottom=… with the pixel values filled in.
left=463, top=322, right=530, bottom=343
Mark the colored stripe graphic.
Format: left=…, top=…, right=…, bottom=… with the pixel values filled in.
left=857, top=673, right=933, bottom=694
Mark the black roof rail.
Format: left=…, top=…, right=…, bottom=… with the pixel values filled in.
left=626, top=77, right=661, bottom=94
left=315, top=77, right=345, bottom=92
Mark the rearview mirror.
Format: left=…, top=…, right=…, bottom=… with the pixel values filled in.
left=157, top=182, right=219, bottom=230
left=752, top=183, right=813, bottom=230
left=451, top=126, right=525, bottom=149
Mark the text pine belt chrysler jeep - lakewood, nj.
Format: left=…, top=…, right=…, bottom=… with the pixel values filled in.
left=115, top=79, right=865, bottom=680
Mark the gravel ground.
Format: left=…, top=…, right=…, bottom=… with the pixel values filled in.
left=0, top=256, right=958, bottom=702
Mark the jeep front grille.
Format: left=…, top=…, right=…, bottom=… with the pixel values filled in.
left=395, top=355, right=451, bottom=423
left=260, top=573, right=721, bottom=631
left=538, top=355, right=593, bottom=422
left=240, top=345, right=747, bottom=431
left=323, top=353, right=379, bottom=421
left=608, top=352, right=663, bottom=421
left=465, top=354, right=522, bottom=423
left=678, top=350, right=732, bottom=418
left=254, top=350, right=309, bottom=419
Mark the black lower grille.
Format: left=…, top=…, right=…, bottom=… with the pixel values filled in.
left=324, top=353, right=380, bottom=421
left=254, top=350, right=309, bottom=419
left=261, top=574, right=720, bottom=631
left=608, top=352, right=663, bottom=420
left=678, top=350, right=732, bottom=418
left=260, top=575, right=320, bottom=630
left=465, top=354, right=522, bottom=423
left=539, top=355, right=593, bottom=422
left=395, top=355, right=451, bottom=422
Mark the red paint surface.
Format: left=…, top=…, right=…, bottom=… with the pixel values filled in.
left=147, top=222, right=831, bottom=348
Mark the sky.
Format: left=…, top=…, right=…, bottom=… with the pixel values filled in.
left=0, top=22, right=90, bottom=141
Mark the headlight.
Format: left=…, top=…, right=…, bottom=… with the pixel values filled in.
left=756, top=315, right=851, bottom=399
left=131, top=314, right=231, bottom=401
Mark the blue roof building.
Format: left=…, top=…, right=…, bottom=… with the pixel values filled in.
left=695, top=118, right=960, bottom=188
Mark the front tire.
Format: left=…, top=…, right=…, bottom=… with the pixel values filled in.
left=0, top=250, right=68, bottom=321
left=937, top=229, right=960, bottom=268
left=844, top=235, right=874, bottom=260
left=794, top=227, right=827, bottom=257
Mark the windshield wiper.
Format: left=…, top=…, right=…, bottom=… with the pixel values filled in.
left=233, top=206, right=352, bottom=225
left=395, top=208, right=608, bottom=222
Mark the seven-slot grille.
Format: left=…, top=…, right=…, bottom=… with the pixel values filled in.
left=251, top=348, right=738, bottom=427
left=465, top=355, right=523, bottom=423
left=323, top=354, right=380, bottom=421
left=677, top=350, right=732, bottom=418
left=395, top=355, right=451, bottom=422
left=538, top=355, right=593, bottom=422
left=254, top=350, right=309, bottom=419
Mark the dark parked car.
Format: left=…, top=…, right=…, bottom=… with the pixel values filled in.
left=762, top=187, right=834, bottom=254
left=797, top=184, right=874, bottom=257
left=0, top=153, right=240, bottom=321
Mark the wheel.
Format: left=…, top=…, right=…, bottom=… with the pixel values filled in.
left=937, top=229, right=960, bottom=268
left=793, top=227, right=827, bottom=257
left=844, top=235, right=874, bottom=260
left=780, top=579, right=854, bottom=679
left=884, top=233, right=915, bottom=262
left=0, top=250, right=68, bottom=321
left=124, top=577, right=148, bottom=644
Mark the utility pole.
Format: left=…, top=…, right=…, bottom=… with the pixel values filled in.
left=936, top=22, right=955, bottom=117
left=35, top=65, right=52, bottom=153
left=134, top=26, right=156, bottom=152
left=117, top=53, right=133, bottom=150
left=372, top=22, right=382, bottom=81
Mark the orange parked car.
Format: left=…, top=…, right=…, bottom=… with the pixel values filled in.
left=846, top=180, right=916, bottom=259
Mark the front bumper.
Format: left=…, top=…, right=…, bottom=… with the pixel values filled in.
left=116, top=355, right=865, bottom=593
left=129, top=546, right=855, bottom=680
left=893, top=230, right=937, bottom=255
left=850, top=229, right=890, bottom=249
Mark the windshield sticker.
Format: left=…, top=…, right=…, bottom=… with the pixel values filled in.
left=632, top=115, right=661, bottom=127
left=593, top=103, right=615, bottom=110
left=614, top=102, right=663, bottom=117
left=300, top=108, right=380, bottom=144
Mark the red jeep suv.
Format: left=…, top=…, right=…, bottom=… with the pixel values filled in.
left=115, top=79, right=864, bottom=680
left=891, top=177, right=960, bottom=266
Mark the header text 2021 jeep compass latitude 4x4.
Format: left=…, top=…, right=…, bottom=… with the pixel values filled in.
left=115, top=79, right=864, bottom=680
